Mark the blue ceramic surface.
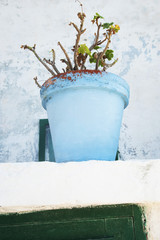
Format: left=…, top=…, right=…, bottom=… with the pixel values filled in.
left=40, top=71, right=130, bottom=162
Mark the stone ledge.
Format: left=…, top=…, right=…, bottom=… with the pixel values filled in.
left=0, top=159, right=160, bottom=209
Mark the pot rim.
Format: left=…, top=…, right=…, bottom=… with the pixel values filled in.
left=42, top=70, right=103, bottom=88
left=40, top=70, right=130, bottom=110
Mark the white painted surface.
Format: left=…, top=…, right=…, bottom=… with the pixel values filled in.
left=143, top=203, right=160, bottom=240
left=0, top=160, right=160, bottom=239
left=0, top=0, right=160, bottom=162
left=0, top=159, right=160, bottom=207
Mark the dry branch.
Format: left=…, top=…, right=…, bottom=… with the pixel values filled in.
left=95, top=30, right=112, bottom=70
left=81, top=20, right=102, bottom=70
left=58, top=42, right=73, bottom=71
left=72, top=12, right=86, bottom=70
left=21, top=45, right=56, bottom=76
left=33, top=76, right=41, bottom=88
left=43, top=58, right=60, bottom=74
left=102, top=58, right=118, bottom=71
left=60, top=59, right=71, bottom=71
left=69, top=22, right=79, bottom=32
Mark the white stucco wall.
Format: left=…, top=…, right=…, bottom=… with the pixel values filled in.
left=1, top=159, right=160, bottom=239
left=0, top=0, right=160, bottom=162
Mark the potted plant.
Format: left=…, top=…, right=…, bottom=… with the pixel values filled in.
left=21, top=2, right=129, bottom=163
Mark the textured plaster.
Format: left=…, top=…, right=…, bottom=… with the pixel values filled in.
left=0, top=0, right=160, bottom=162
left=1, top=160, right=160, bottom=239
left=1, top=160, right=160, bottom=207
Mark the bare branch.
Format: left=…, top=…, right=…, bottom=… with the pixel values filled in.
left=60, top=58, right=69, bottom=66
left=69, top=22, right=79, bottom=33
left=60, top=59, right=71, bottom=72
left=92, top=24, right=101, bottom=49
left=103, top=58, right=118, bottom=71
left=58, top=42, right=73, bottom=70
left=81, top=28, right=86, bottom=34
left=51, top=49, right=56, bottom=63
left=43, top=58, right=60, bottom=74
left=97, top=36, right=108, bottom=46
left=95, top=30, right=112, bottom=70
left=73, top=12, right=86, bottom=70
left=75, top=0, right=84, bottom=13
left=21, top=45, right=56, bottom=76
left=81, top=21, right=101, bottom=70
left=33, top=76, right=41, bottom=88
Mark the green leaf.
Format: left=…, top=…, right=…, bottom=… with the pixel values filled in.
left=105, top=49, right=114, bottom=60
left=92, top=52, right=97, bottom=57
left=105, top=49, right=114, bottom=54
left=102, top=22, right=114, bottom=29
left=98, top=60, right=103, bottom=67
left=89, top=56, right=96, bottom=63
left=93, top=12, right=104, bottom=20
left=93, top=46, right=101, bottom=50
left=78, top=44, right=91, bottom=56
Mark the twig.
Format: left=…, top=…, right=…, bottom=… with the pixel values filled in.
left=60, top=59, right=71, bottom=71
left=33, top=76, right=41, bottom=88
left=21, top=45, right=56, bottom=76
left=81, top=20, right=101, bottom=70
left=103, top=58, right=118, bottom=71
left=43, top=58, right=60, bottom=74
left=91, top=22, right=101, bottom=50
left=58, top=42, right=73, bottom=70
left=95, top=30, right=112, bottom=70
left=51, top=49, right=56, bottom=63
left=75, top=0, right=84, bottom=13
left=73, top=12, right=86, bottom=70
left=69, top=22, right=79, bottom=32
left=97, top=36, right=108, bottom=46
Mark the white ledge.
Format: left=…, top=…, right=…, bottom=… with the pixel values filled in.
left=0, top=159, right=160, bottom=212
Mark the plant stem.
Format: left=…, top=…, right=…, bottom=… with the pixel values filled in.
left=73, top=18, right=85, bottom=70
left=81, top=22, right=101, bottom=70
left=43, top=58, right=60, bottom=74
left=103, top=58, right=118, bottom=71
left=21, top=45, right=56, bottom=76
left=33, top=76, right=41, bottom=88
left=69, top=22, right=79, bottom=32
left=58, top=42, right=73, bottom=70
left=95, top=30, right=112, bottom=70
left=60, top=59, right=71, bottom=71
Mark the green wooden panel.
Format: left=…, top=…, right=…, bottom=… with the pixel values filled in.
left=0, top=218, right=130, bottom=240
left=132, top=205, right=147, bottom=240
left=105, top=217, right=134, bottom=240
left=0, top=204, right=147, bottom=240
left=39, top=119, right=55, bottom=162
left=0, top=219, right=104, bottom=240
left=39, top=119, right=48, bottom=161
left=0, top=204, right=133, bottom=225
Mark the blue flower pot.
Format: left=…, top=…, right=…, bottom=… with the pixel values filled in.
left=40, top=70, right=130, bottom=162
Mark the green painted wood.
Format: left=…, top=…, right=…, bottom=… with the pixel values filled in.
left=0, top=204, right=147, bottom=240
left=0, top=219, right=106, bottom=240
left=115, top=150, right=119, bottom=161
left=45, top=123, right=55, bottom=162
left=0, top=204, right=133, bottom=225
left=132, top=205, right=147, bottom=240
left=105, top=217, right=134, bottom=240
left=39, top=119, right=48, bottom=161
left=39, top=119, right=55, bottom=162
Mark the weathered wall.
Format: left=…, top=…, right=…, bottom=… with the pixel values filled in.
left=0, top=0, right=160, bottom=162
left=1, top=160, right=160, bottom=239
